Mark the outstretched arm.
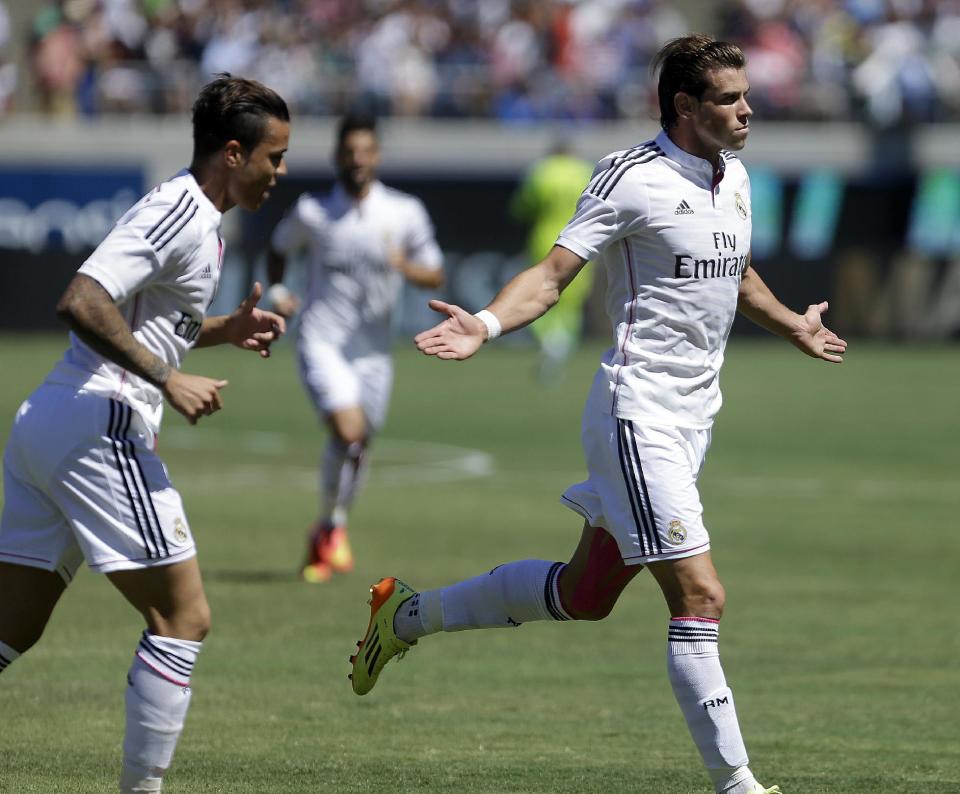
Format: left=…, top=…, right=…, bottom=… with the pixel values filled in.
left=737, top=264, right=847, bottom=363
left=197, top=281, right=286, bottom=357
left=414, top=244, right=587, bottom=360
left=387, top=246, right=445, bottom=290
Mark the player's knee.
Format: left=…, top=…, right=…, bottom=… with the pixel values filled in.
left=334, top=427, right=365, bottom=447
left=677, top=580, right=725, bottom=619
left=565, top=597, right=615, bottom=621
left=560, top=581, right=616, bottom=621
left=153, top=601, right=211, bottom=642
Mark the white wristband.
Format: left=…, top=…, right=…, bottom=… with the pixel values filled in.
left=474, top=309, right=501, bottom=341
left=266, top=282, right=292, bottom=307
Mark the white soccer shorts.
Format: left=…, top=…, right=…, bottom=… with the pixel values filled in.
left=561, top=408, right=712, bottom=566
left=0, top=384, right=196, bottom=583
left=297, top=338, right=393, bottom=431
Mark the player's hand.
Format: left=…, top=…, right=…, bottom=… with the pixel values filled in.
left=227, top=282, right=287, bottom=358
left=270, top=289, right=299, bottom=319
left=385, top=244, right=407, bottom=275
left=414, top=299, right=487, bottom=360
left=162, top=370, right=229, bottom=425
left=791, top=301, right=847, bottom=363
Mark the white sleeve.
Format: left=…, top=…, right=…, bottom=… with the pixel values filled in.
left=403, top=198, right=443, bottom=270
left=78, top=200, right=194, bottom=303
left=270, top=196, right=310, bottom=255
left=555, top=172, right=647, bottom=261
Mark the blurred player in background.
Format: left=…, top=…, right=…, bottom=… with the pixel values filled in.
left=510, top=138, right=594, bottom=384
left=351, top=35, right=848, bottom=794
left=266, top=113, right=444, bottom=583
left=0, top=75, right=289, bottom=793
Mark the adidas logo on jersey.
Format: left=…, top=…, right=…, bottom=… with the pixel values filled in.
left=674, top=200, right=694, bottom=215
left=200, top=264, right=212, bottom=279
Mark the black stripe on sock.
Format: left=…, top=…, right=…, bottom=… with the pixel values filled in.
left=542, top=561, right=569, bottom=621
left=140, top=633, right=195, bottom=676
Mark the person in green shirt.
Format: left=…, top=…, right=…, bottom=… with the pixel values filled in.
left=510, top=139, right=595, bottom=383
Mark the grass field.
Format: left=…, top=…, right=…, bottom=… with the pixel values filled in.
left=1, top=333, right=958, bottom=793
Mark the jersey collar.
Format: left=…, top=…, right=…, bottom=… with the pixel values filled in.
left=333, top=179, right=384, bottom=208
left=654, top=130, right=725, bottom=187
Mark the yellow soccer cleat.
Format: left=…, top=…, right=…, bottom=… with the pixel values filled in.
left=349, top=577, right=416, bottom=695
left=301, top=524, right=333, bottom=583
left=748, top=786, right=782, bottom=794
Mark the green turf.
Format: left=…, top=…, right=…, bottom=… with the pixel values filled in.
left=1, top=333, right=958, bottom=793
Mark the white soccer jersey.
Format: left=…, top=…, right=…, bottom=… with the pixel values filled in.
left=271, top=180, right=442, bottom=352
left=556, top=130, right=752, bottom=429
left=46, top=169, right=224, bottom=434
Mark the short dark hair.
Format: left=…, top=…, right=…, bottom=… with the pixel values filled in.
left=192, top=74, right=290, bottom=160
left=652, top=35, right=746, bottom=130
left=336, top=113, right=378, bottom=149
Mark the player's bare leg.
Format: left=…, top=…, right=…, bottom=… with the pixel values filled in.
left=557, top=523, right=643, bottom=619
left=107, top=557, right=210, bottom=793
left=304, top=406, right=365, bottom=581
left=352, top=522, right=641, bottom=694
left=647, top=553, right=779, bottom=794
left=0, top=562, right=68, bottom=672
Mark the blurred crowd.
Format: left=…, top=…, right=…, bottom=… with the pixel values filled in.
left=4, top=0, right=960, bottom=126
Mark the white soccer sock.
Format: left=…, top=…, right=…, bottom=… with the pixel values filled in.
left=666, top=618, right=755, bottom=794
left=321, top=439, right=366, bottom=527
left=0, top=639, right=21, bottom=673
left=394, top=560, right=571, bottom=642
left=120, top=631, right=202, bottom=793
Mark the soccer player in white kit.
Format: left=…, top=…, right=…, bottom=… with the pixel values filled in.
left=0, top=76, right=290, bottom=792
left=266, top=114, right=443, bottom=583
left=350, top=36, right=848, bottom=794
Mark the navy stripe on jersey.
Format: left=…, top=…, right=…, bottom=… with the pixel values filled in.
left=145, top=190, right=198, bottom=251
left=720, top=149, right=739, bottom=162
left=616, top=420, right=662, bottom=556
left=145, top=190, right=190, bottom=241
left=108, top=401, right=166, bottom=559
left=155, top=202, right=198, bottom=251
left=543, top=561, right=570, bottom=621
left=586, top=140, right=657, bottom=196
left=138, top=632, right=195, bottom=679
left=588, top=143, right=662, bottom=201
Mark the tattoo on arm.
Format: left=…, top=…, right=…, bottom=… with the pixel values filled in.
left=56, top=274, right=172, bottom=388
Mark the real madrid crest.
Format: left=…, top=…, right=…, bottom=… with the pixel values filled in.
left=734, top=192, right=748, bottom=220
left=173, top=517, right=188, bottom=543
left=667, top=519, right=687, bottom=545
